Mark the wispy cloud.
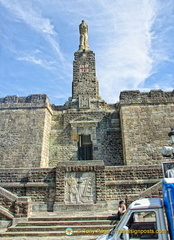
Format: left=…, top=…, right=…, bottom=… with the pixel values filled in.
left=0, top=0, right=65, bottom=62
left=16, top=55, right=55, bottom=70
left=0, top=0, right=55, bottom=35
left=148, top=0, right=174, bottom=66
left=92, top=0, right=158, bottom=102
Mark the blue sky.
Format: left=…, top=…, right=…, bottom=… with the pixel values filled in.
left=0, top=0, right=174, bottom=105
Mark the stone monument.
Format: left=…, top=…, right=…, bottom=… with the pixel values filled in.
left=0, top=21, right=171, bottom=221
left=79, top=20, right=90, bottom=51
left=65, top=172, right=95, bottom=204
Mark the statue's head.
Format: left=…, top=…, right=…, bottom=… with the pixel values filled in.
left=82, top=20, right=85, bottom=23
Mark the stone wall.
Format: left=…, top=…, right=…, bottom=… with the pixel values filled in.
left=0, top=164, right=163, bottom=211
left=0, top=95, right=52, bottom=168
left=119, top=90, right=174, bottom=165
left=125, top=181, right=162, bottom=206
left=41, top=109, right=52, bottom=167
left=105, top=164, right=162, bottom=201
left=0, top=186, right=32, bottom=219
left=0, top=90, right=170, bottom=213
left=0, top=168, right=55, bottom=209
left=49, top=107, right=123, bottom=166
left=2, top=91, right=173, bottom=169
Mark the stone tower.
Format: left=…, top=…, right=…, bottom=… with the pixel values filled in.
left=71, top=20, right=103, bottom=110
left=72, top=50, right=99, bottom=109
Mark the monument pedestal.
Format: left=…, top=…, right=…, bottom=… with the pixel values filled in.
left=53, top=201, right=107, bottom=212
left=55, top=161, right=106, bottom=209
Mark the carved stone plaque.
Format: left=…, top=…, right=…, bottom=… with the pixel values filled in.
left=79, top=64, right=89, bottom=73
left=79, top=95, right=90, bottom=109
left=64, top=172, right=95, bottom=204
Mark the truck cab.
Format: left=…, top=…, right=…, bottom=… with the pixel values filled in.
left=97, top=198, right=168, bottom=240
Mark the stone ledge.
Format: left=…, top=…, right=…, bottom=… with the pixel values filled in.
left=0, top=167, right=54, bottom=171
left=119, top=90, right=174, bottom=105
left=0, top=186, right=18, bottom=201
left=0, top=94, right=53, bottom=115
left=0, top=183, right=55, bottom=188
left=105, top=164, right=161, bottom=170
left=0, top=94, right=49, bottom=104
left=0, top=104, right=53, bottom=115
left=57, top=160, right=104, bottom=167
left=0, top=205, right=14, bottom=219
left=106, top=179, right=160, bottom=186
left=0, top=186, right=32, bottom=218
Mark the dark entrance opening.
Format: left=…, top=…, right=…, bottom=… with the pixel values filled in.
left=78, top=134, right=93, bottom=160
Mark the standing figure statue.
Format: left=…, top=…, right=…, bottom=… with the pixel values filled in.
left=65, top=175, right=80, bottom=203
left=79, top=20, right=90, bottom=51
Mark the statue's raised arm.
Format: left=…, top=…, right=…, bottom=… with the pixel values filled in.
left=79, top=20, right=90, bottom=51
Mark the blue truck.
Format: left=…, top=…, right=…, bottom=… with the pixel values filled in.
left=96, top=178, right=174, bottom=240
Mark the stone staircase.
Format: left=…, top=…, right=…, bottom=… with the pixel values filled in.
left=126, top=181, right=162, bottom=206
left=0, top=214, right=117, bottom=237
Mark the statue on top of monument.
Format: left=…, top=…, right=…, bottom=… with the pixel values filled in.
left=79, top=20, right=90, bottom=51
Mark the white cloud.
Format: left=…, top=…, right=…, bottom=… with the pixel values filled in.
left=16, top=55, right=55, bottom=70
left=149, top=0, right=174, bottom=64
left=91, top=0, right=158, bottom=102
left=0, top=0, right=55, bottom=35
left=46, top=35, right=64, bottom=63
left=0, top=0, right=65, bottom=63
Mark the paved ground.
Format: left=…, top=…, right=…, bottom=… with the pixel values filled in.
left=0, top=211, right=114, bottom=239
left=30, top=210, right=114, bottom=217
left=1, top=236, right=99, bottom=240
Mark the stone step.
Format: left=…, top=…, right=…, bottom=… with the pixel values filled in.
left=28, top=215, right=116, bottom=221
left=0, top=230, right=106, bottom=237
left=8, top=224, right=112, bottom=232
left=50, top=129, right=62, bottom=133
left=17, top=219, right=113, bottom=226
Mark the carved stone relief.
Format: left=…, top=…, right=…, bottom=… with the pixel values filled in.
left=79, top=95, right=90, bottom=109
left=65, top=172, right=95, bottom=204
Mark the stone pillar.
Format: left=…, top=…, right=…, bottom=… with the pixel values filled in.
left=95, top=165, right=106, bottom=202
left=72, top=50, right=99, bottom=109
left=14, top=197, right=32, bottom=218
left=55, top=166, right=65, bottom=203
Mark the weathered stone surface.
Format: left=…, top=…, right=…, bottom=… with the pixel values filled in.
left=49, top=108, right=123, bottom=166
left=0, top=95, right=52, bottom=168
left=119, top=90, right=174, bottom=165
left=0, top=164, right=163, bottom=211
left=105, top=165, right=163, bottom=201
left=72, top=50, right=99, bottom=103
left=0, top=186, right=32, bottom=220
left=64, top=172, right=95, bottom=204
left=120, top=90, right=174, bottom=104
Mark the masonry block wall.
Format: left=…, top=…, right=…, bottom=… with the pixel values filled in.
left=0, top=164, right=163, bottom=209
left=0, top=90, right=173, bottom=169
left=49, top=106, right=123, bottom=166
left=0, top=95, right=52, bottom=168
left=72, top=51, right=99, bottom=100
left=105, top=165, right=163, bottom=201
left=0, top=168, right=55, bottom=205
left=119, top=90, right=174, bottom=165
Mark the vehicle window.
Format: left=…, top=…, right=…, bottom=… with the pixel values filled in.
left=125, top=211, right=158, bottom=239
left=133, top=212, right=156, bottom=223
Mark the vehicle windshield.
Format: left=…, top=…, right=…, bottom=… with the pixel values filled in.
left=114, top=208, right=129, bottom=228
left=106, top=208, right=129, bottom=236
